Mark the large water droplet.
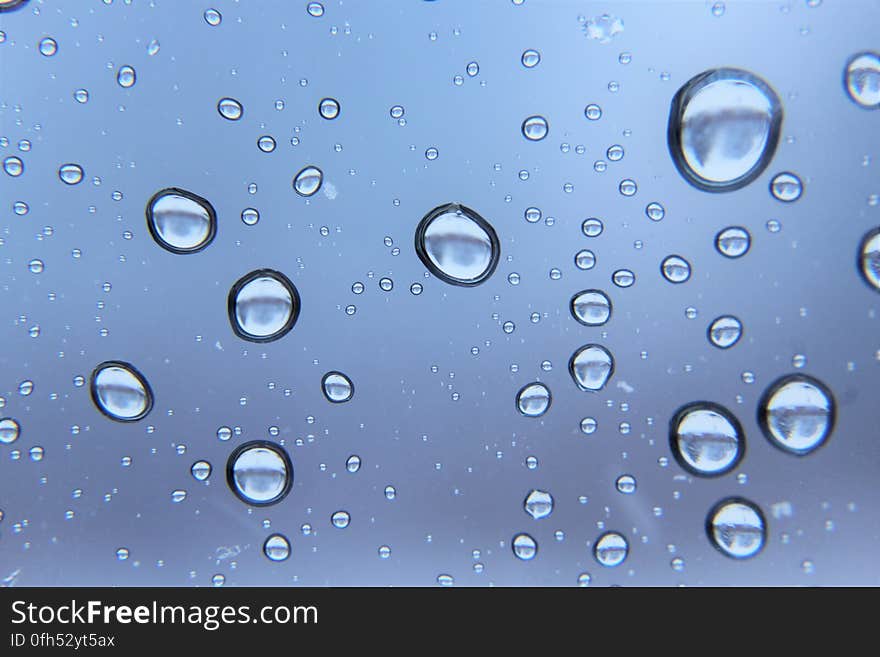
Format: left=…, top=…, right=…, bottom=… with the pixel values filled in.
left=415, top=203, right=499, bottom=286
left=844, top=51, right=880, bottom=109
left=715, top=226, right=751, bottom=258
left=227, top=441, right=292, bottom=506
left=670, top=402, right=744, bottom=476
left=661, top=255, right=691, bottom=283
left=512, top=533, right=537, bottom=560
left=758, top=374, right=834, bottom=455
left=146, top=188, right=217, bottom=253
left=293, top=165, right=323, bottom=196
left=0, top=417, right=21, bottom=445
left=594, top=531, right=628, bottom=567
left=58, top=163, right=84, bottom=185
left=707, top=498, right=766, bottom=559
left=318, top=97, right=340, bottom=120
left=116, top=65, right=136, bottom=88
left=322, top=371, right=354, bottom=403
left=569, top=344, right=614, bottom=391
left=228, top=269, right=300, bottom=342
left=263, top=533, right=291, bottom=561
left=516, top=382, right=551, bottom=417
left=668, top=68, right=782, bottom=192
left=708, top=315, right=743, bottom=349
left=90, top=361, right=153, bottom=422
left=524, top=489, right=554, bottom=519
left=521, top=115, right=549, bottom=141
left=191, top=460, right=212, bottom=481
left=570, top=289, right=612, bottom=326
left=859, top=227, right=880, bottom=291
left=217, top=97, right=243, bottom=120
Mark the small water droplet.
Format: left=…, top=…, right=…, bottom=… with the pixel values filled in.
left=512, top=533, right=538, bottom=560
left=570, top=289, right=612, bottom=326
left=204, top=8, right=222, bottom=26
left=191, top=460, right=212, bottom=481
left=38, top=37, right=58, bottom=57
left=318, top=97, right=340, bottom=120
left=217, top=97, right=243, bottom=120
left=0, top=418, right=21, bottom=445
left=58, top=163, right=84, bottom=185
left=415, top=203, right=499, bottom=286
left=769, top=171, right=803, bottom=202
left=521, top=49, right=541, bottom=68
left=661, top=255, right=691, bottom=284
left=263, top=533, right=291, bottom=561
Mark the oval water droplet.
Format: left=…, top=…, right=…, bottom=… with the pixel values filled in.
left=263, top=533, right=291, bottom=561
left=859, top=227, right=880, bottom=291
left=615, top=474, right=636, bottom=494
left=3, top=156, right=23, bottom=177
left=38, top=36, right=58, bottom=57
left=318, top=97, right=340, bottom=120
left=146, top=188, right=217, bottom=253
left=524, top=489, right=554, bottom=520
left=415, top=203, right=499, bottom=286
left=217, top=97, right=243, bottom=120
left=670, top=402, right=744, bottom=476
left=661, top=255, right=691, bottom=284
left=228, top=269, right=300, bottom=342
left=516, top=382, right=551, bottom=417
left=594, top=531, right=628, bottom=567
left=707, top=497, right=766, bottom=559
left=293, top=165, right=323, bottom=197
left=769, top=171, right=803, bottom=202
left=708, top=315, right=743, bottom=349
left=0, top=417, right=21, bottom=445
left=512, top=533, right=537, bottom=560
left=116, top=65, right=136, bottom=88
left=521, top=49, right=541, bottom=68
left=322, top=371, right=354, bottom=403
left=612, top=269, right=635, bottom=288
left=227, top=441, right=293, bottom=506
left=204, top=8, right=222, bottom=26
left=844, top=51, right=880, bottom=109
left=58, top=163, right=83, bottom=185
left=90, top=361, right=153, bottom=422
left=521, top=115, right=549, bottom=141
left=570, top=290, right=612, bottom=326
left=668, top=68, right=782, bottom=192
left=715, top=226, right=751, bottom=258
left=191, top=460, right=212, bottom=481
left=331, top=510, right=350, bottom=528
left=569, top=344, right=614, bottom=392
left=758, top=374, right=834, bottom=455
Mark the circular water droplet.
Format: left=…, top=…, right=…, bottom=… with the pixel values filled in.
left=228, top=269, right=300, bottom=342
left=257, top=135, right=276, bottom=153
left=769, top=171, right=803, bottom=202
left=146, top=188, right=217, bottom=253
left=3, top=156, right=23, bottom=177
left=584, top=103, right=602, bottom=120
left=715, top=226, right=751, bottom=258
left=708, top=315, right=743, bottom=349
left=670, top=402, right=744, bottom=477
left=204, top=8, right=222, bottom=26
left=668, top=68, right=782, bottom=192
left=227, top=441, right=293, bottom=506
left=758, top=374, right=834, bottom=455
left=594, top=531, right=628, bottom=567
left=263, top=533, right=291, bottom=561
left=0, top=417, right=21, bottom=445
left=466, top=61, right=479, bottom=77
left=191, top=460, right=212, bottom=481
left=612, top=269, right=635, bottom=288
left=217, top=97, right=243, bottom=120
left=569, top=344, right=614, bottom=392
left=575, top=249, right=596, bottom=270
left=116, top=65, right=136, bottom=88
left=581, top=217, right=603, bottom=237
left=293, top=165, right=323, bottom=197
left=619, top=178, right=637, bottom=196
left=844, top=51, right=880, bottom=109
left=516, top=382, right=551, bottom=417
left=322, top=371, right=354, bottom=403
left=522, top=115, right=549, bottom=141
left=645, top=202, right=665, bottom=221
left=571, top=289, right=612, bottom=326
left=707, top=497, right=766, bottom=559
left=90, top=361, right=153, bottom=422
left=415, top=202, right=499, bottom=286
left=512, top=533, right=537, bottom=560
left=616, top=474, right=636, bottom=494
left=425, top=147, right=439, bottom=160
left=661, top=255, right=691, bottom=283
left=390, top=105, right=405, bottom=119
left=331, top=510, right=350, bottom=528
left=241, top=207, right=260, bottom=226
left=28, top=259, right=43, bottom=274
left=524, top=489, right=554, bottom=519
left=858, top=227, right=880, bottom=291
left=58, top=163, right=84, bottom=185
left=319, top=97, right=340, bottom=120
left=521, top=49, right=541, bottom=68
left=38, top=36, right=57, bottom=56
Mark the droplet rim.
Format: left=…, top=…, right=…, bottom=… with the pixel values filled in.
left=668, top=401, right=745, bottom=477
left=756, top=373, right=836, bottom=456
left=705, top=496, right=767, bottom=560
left=414, top=202, right=500, bottom=287
left=321, top=370, right=354, bottom=404
left=227, top=269, right=301, bottom=343
left=89, top=360, right=154, bottom=423
left=667, top=67, right=782, bottom=193
left=145, top=187, right=218, bottom=254
left=226, top=440, right=294, bottom=507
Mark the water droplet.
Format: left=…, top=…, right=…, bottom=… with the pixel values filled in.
left=521, top=49, right=541, bottom=68
left=425, top=147, right=439, bottom=160
left=307, top=2, right=324, bottom=17
left=0, top=418, right=20, bottom=445
left=569, top=344, right=614, bottom=392
left=522, top=115, right=549, bottom=141
left=241, top=207, right=260, bottom=226
left=38, top=37, right=58, bottom=57
left=715, top=226, right=751, bottom=258
left=227, top=441, right=293, bottom=506
left=516, top=382, right=551, bottom=417
left=616, top=474, right=636, bottom=494
left=769, top=171, right=803, bottom=202
left=512, top=533, right=537, bottom=560
left=584, top=14, right=624, bottom=43
left=217, top=97, right=243, bottom=120
left=570, top=289, right=612, bottom=326
left=257, top=135, right=276, bottom=153
left=607, top=144, right=624, bottom=161
left=390, top=105, right=405, bottom=119
left=708, top=315, right=743, bottom=349
left=146, top=188, right=217, bottom=253
left=524, top=489, right=554, bottom=519
left=228, top=269, right=300, bottom=342
left=661, top=255, right=691, bottom=283
left=28, top=259, right=43, bottom=274
left=619, top=178, right=637, bottom=196
left=844, top=51, right=880, bottom=109
left=171, top=489, right=187, bottom=503
left=668, top=68, right=782, bottom=191
left=331, top=510, right=351, bottom=528
left=859, top=228, right=880, bottom=291
left=18, top=380, right=33, bottom=396
left=90, top=361, right=153, bottom=422
left=116, top=65, right=136, bottom=88
left=263, top=533, right=291, bottom=561
left=3, top=156, right=23, bottom=177
left=758, top=374, right=834, bottom=455
left=612, top=269, right=635, bottom=288
left=346, top=455, right=361, bottom=473
left=707, top=497, right=766, bottom=559
left=319, top=97, right=340, bottom=120
left=584, top=103, right=602, bottom=120
left=204, top=8, right=222, bottom=26
left=116, top=547, right=129, bottom=561
left=191, top=460, right=212, bottom=481
left=466, top=61, right=479, bottom=77
left=322, top=371, right=354, bottom=403
left=581, top=217, right=603, bottom=237
left=74, top=88, right=89, bottom=104
left=670, top=402, right=744, bottom=476
left=415, top=202, right=499, bottom=286
left=293, top=165, right=323, bottom=196
left=594, top=531, right=628, bottom=567
left=58, top=163, right=84, bottom=185
left=147, top=39, right=160, bottom=56
left=575, top=249, right=596, bottom=270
